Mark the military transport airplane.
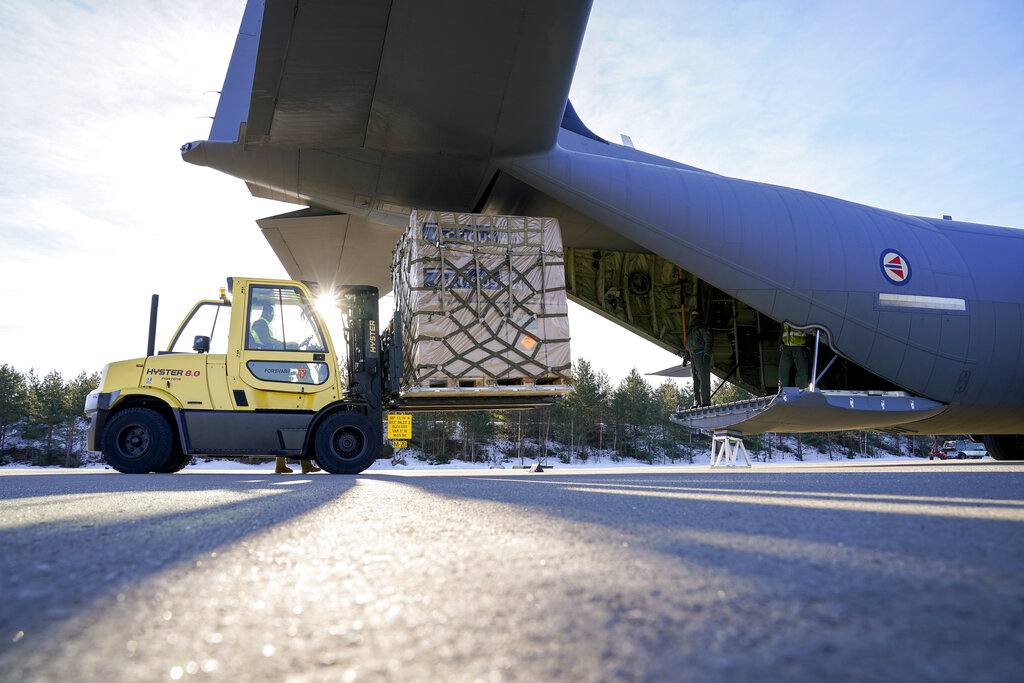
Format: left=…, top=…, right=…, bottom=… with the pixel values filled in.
left=180, top=0, right=1024, bottom=459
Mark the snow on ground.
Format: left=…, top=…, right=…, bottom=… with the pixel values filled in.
left=1, top=442, right=929, bottom=473
left=0, top=425, right=943, bottom=472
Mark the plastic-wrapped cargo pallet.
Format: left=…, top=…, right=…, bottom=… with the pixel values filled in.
left=392, top=210, right=572, bottom=396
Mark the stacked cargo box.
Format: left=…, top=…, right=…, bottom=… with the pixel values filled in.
left=392, top=210, right=572, bottom=395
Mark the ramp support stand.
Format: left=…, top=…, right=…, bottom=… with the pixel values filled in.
left=711, top=430, right=752, bottom=468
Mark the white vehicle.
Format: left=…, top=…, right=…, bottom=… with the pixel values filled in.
left=940, top=440, right=988, bottom=459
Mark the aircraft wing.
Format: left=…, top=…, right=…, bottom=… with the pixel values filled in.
left=227, top=0, right=592, bottom=155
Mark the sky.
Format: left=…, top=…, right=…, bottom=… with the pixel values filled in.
left=1, top=0, right=1022, bottom=387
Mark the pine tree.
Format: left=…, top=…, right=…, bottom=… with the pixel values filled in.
left=611, top=369, right=656, bottom=461
left=20, top=369, right=42, bottom=441
left=0, top=365, right=30, bottom=458
left=655, top=381, right=684, bottom=463
left=552, top=358, right=610, bottom=461
left=534, top=406, right=551, bottom=462
left=711, top=381, right=754, bottom=405
left=33, top=370, right=68, bottom=465
left=458, top=410, right=493, bottom=462
left=61, top=372, right=100, bottom=466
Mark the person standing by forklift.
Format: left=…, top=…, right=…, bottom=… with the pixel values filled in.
left=276, top=457, right=320, bottom=474
left=684, top=310, right=714, bottom=407
left=778, top=322, right=810, bottom=389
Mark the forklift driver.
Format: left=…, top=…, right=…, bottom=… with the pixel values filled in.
left=249, top=302, right=322, bottom=474
left=250, top=303, right=284, bottom=350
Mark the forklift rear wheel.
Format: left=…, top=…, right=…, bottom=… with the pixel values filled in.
left=314, top=412, right=378, bottom=474
left=102, top=407, right=174, bottom=473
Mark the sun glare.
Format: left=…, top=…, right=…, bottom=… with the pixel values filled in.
left=315, top=293, right=337, bottom=318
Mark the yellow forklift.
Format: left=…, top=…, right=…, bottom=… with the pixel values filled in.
left=85, top=277, right=557, bottom=474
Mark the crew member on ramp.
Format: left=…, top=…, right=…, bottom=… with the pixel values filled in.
left=684, top=310, right=714, bottom=407
left=779, top=322, right=810, bottom=389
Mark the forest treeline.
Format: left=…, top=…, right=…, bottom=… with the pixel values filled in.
left=400, top=359, right=932, bottom=465
left=0, top=360, right=936, bottom=467
left=0, top=364, right=100, bottom=466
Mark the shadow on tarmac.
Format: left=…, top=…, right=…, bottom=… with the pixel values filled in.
left=356, top=467, right=1024, bottom=588
left=0, top=471, right=355, bottom=649
left=3, top=465, right=1024, bottom=678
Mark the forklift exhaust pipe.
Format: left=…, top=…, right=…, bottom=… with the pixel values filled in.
left=147, top=294, right=159, bottom=357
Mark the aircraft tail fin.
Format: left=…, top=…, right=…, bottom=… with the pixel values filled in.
left=208, top=0, right=265, bottom=142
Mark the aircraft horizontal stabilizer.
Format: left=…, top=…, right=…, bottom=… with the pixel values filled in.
left=646, top=364, right=692, bottom=379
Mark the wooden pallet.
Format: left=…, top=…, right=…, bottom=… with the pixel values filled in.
left=494, top=375, right=572, bottom=387
left=533, top=375, right=573, bottom=387
left=408, top=374, right=572, bottom=391
left=418, top=376, right=492, bottom=389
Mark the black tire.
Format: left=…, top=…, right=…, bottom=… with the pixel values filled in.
left=983, top=434, right=1024, bottom=461
left=314, top=412, right=379, bottom=474
left=101, top=407, right=174, bottom=473
left=153, top=445, right=192, bottom=473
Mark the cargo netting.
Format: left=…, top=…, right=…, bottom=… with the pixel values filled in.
left=392, top=210, right=572, bottom=394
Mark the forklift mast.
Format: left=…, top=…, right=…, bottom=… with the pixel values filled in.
left=337, top=285, right=382, bottom=412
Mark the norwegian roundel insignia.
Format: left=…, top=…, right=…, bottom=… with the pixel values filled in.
left=880, top=249, right=911, bottom=285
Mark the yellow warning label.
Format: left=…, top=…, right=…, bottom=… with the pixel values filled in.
left=387, top=413, right=412, bottom=440
left=520, top=335, right=537, bottom=351
left=390, top=440, right=408, bottom=449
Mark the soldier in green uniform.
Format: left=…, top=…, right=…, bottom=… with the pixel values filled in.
left=684, top=310, right=714, bottom=407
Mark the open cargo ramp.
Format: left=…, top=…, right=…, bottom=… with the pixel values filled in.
left=671, top=387, right=947, bottom=434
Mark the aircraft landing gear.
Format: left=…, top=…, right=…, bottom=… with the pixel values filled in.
left=982, top=434, right=1024, bottom=461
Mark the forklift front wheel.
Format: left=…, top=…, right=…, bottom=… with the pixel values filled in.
left=314, top=412, right=379, bottom=474
left=102, top=407, right=174, bottom=473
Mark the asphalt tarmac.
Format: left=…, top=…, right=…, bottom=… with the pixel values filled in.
left=1, top=461, right=1023, bottom=681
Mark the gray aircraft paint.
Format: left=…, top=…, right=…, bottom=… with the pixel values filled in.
left=499, top=131, right=1024, bottom=409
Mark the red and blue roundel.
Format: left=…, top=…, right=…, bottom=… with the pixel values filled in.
left=880, top=249, right=911, bottom=285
